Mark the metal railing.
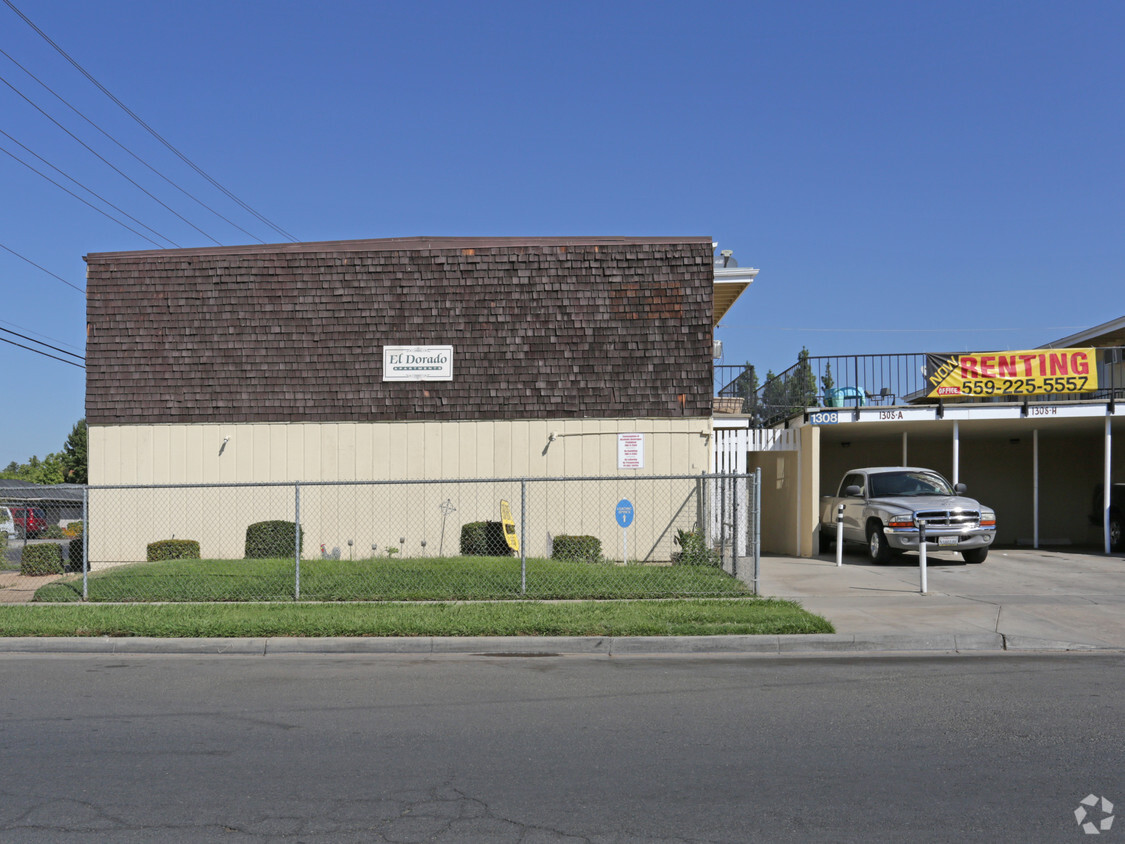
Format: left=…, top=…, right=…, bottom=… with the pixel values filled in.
left=6, top=473, right=761, bottom=603
left=715, top=347, right=1125, bottom=427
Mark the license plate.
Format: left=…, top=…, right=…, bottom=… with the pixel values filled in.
left=937, top=535, right=960, bottom=546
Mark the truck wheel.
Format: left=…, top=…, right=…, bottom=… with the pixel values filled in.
left=866, top=521, right=893, bottom=564
left=961, top=548, right=988, bottom=564
left=1110, top=517, right=1122, bottom=552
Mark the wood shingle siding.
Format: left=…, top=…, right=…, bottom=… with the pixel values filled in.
left=85, top=236, right=714, bottom=425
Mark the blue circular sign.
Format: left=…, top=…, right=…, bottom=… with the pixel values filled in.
left=616, top=499, right=635, bottom=528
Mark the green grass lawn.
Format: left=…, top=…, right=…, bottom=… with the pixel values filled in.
left=0, top=599, right=833, bottom=638
left=33, top=555, right=752, bottom=603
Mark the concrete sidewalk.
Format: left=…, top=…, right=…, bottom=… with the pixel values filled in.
left=758, top=545, right=1125, bottom=650
left=0, top=546, right=1122, bottom=656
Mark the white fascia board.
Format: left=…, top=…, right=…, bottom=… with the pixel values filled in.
left=1042, top=314, right=1125, bottom=348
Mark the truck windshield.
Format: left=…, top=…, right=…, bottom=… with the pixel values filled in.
left=868, top=471, right=953, bottom=497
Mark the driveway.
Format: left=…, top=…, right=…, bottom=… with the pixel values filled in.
left=759, top=545, right=1125, bottom=648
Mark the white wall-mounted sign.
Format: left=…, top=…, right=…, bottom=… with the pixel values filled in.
left=383, top=346, right=453, bottom=381
left=618, top=433, right=644, bottom=470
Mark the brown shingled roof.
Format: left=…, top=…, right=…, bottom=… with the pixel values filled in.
left=85, top=237, right=714, bottom=425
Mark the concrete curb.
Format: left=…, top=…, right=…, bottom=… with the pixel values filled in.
left=0, top=634, right=1119, bottom=656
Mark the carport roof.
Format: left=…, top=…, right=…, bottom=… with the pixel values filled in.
left=0, top=480, right=84, bottom=504
left=1043, top=314, right=1125, bottom=348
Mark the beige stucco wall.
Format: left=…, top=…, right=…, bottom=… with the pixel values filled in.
left=88, top=418, right=711, bottom=566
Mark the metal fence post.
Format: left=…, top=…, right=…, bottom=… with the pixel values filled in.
left=753, top=467, right=761, bottom=596
left=82, top=486, right=89, bottom=601
left=719, top=475, right=727, bottom=566
left=294, top=481, right=301, bottom=601
left=520, top=479, right=527, bottom=595
left=732, top=473, right=740, bottom=577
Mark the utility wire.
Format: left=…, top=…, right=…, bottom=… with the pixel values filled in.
left=4, top=0, right=298, bottom=243
left=0, top=334, right=84, bottom=368
left=0, top=318, right=84, bottom=355
left=0, top=141, right=165, bottom=247
left=0, top=326, right=84, bottom=360
left=0, top=242, right=83, bottom=293
left=0, top=46, right=267, bottom=244
left=0, top=125, right=179, bottom=247
left=0, top=69, right=215, bottom=245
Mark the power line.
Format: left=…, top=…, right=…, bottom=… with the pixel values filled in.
left=0, top=326, right=84, bottom=360
left=0, top=140, right=165, bottom=247
left=0, top=318, right=84, bottom=355
left=4, top=0, right=298, bottom=243
left=0, top=69, right=213, bottom=246
left=0, top=46, right=269, bottom=245
left=0, top=243, right=83, bottom=293
left=0, top=125, right=179, bottom=247
left=0, top=333, right=84, bottom=368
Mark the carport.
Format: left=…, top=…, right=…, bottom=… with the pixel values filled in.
left=803, top=401, right=1123, bottom=555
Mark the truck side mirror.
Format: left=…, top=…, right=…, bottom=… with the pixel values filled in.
left=954, top=483, right=967, bottom=494
left=845, top=485, right=862, bottom=497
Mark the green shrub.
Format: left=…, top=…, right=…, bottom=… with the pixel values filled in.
left=673, top=528, right=721, bottom=566
left=147, top=539, right=201, bottom=562
left=67, top=538, right=85, bottom=572
left=459, top=521, right=513, bottom=557
left=41, top=524, right=68, bottom=539
left=244, top=521, right=302, bottom=559
left=21, top=543, right=63, bottom=576
left=552, top=535, right=602, bottom=563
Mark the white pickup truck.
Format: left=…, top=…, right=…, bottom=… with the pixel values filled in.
left=820, top=467, right=996, bottom=564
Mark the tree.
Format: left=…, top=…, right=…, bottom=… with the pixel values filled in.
left=785, top=347, right=818, bottom=414
left=62, top=419, right=88, bottom=484
left=760, top=369, right=788, bottom=425
left=730, top=362, right=761, bottom=422
left=821, top=362, right=835, bottom=396
left=0, top=419, right=86, bottom=485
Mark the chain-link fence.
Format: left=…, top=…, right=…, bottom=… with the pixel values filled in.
left=15, top=473, right=761, bottom=603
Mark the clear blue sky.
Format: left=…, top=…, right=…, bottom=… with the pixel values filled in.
left=2, top=0, right=1122, bottom=468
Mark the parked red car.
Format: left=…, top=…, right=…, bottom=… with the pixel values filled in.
left=9, top=506, right=48, bottom=539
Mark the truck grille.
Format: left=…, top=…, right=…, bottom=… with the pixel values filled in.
left=913, top=509, right=980, bottom=529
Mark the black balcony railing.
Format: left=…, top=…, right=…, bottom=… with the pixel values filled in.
left=715, top=348, right=1125, bottom=428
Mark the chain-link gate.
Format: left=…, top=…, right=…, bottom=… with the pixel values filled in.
left=10, top=473, right=761, bottom=603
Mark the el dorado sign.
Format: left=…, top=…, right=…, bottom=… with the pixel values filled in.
left=924, top=348, right=1098, bottom=398
left=382, top=346, right=453, bottom=381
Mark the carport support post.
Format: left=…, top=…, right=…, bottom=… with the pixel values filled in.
left=835, top=503, right=844, bottom=567
left=1033, top=429, right=1039, bottom=549
left=918, top=519, right=928, bottom=594
left=952, top=422, right=960, bottom=486
left=1107, top=415, right=1113, bottom=555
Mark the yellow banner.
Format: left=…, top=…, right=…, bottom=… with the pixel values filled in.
left=500, top=499, right=520, bottom=553
left=925, top=348, right=1099, bottom=398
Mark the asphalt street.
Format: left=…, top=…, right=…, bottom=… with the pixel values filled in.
left=0, top=651, right=1122, bottom=842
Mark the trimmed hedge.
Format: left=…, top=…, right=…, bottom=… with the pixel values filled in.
left=459, top=521, right=513, bottom=557
left=67, top=538, right=85, bottom=572
left=551, top=535, right=602, bottom=564
left=21, top=543, right=63, bottom=576
left=245, top=521, right=302, bottom=559
left=147, top=539, right=201, bottom=562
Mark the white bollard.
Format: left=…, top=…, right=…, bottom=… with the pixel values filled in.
left=918, top=519, right=928, bottom=594
left=836, top=503, right=845, bottom=567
